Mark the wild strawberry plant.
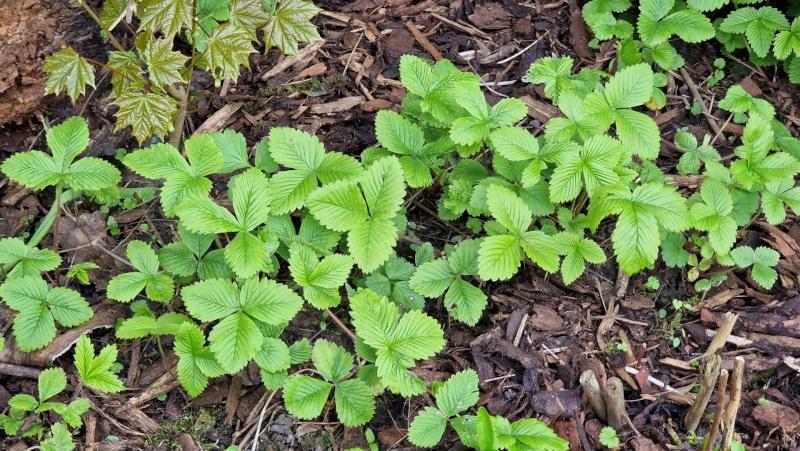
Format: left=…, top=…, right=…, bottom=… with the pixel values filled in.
left=581, top=0, right=800, bottom=81
left=3, top=46, right=800, bottom=449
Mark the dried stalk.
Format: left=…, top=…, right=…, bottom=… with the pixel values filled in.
left=721, top=357, right=745, bottom=450
left=700, top=312, right=738, bottom=360
left=684, top=354, right=721, bottom=433
left=702, top=369, right=729, bottom=451
left=580, top=369, right=607, bottom=421
left=603, top=377, right=628, bottom=431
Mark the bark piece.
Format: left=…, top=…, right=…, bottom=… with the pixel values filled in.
left=0, top=0, right=86, bottom=125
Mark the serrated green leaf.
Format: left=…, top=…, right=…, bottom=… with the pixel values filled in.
left=444, top=279, right=486, bottom=326
left=435, top=369, right=479, bottom=417
left=408, top=407, right=448, bottom=448
left=142, top=37, right=188, bottom=89
left=283, top=374, right=332, bottom=419
left=138, top=0, right=193, bottom=37
left=262, top=0, right=322, bottom=55
left=74, top=335, right=124, bottom=393
left=0, top=238, right=61, bottom=279
left=38, top=368, right=67, bottom=402
left=113, top=91, right=178, bottom=143
left=175, top=322, right=225, bottom=397
left=201, top=24, right=255, bottom=84
left=334, top=378, right=375, bottom=427
left=43, top=47, right=95, bottom=102
left=0, top=277, right=92, bottom=352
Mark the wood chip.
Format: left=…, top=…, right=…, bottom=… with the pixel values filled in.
left=193, top=103, right=242, bottom=134
left=691, top=288, right=743, bottom=312
left=360, top=98, right=393, bottom=112
left=404, top=20, right=443, bottom=61
left=295, top=62, right=327, bottom=80
left=261, top=40, right=325, bottom=81
left=309, top=96, right=364, bottom=114
left=518, top=95, right=561, bottom=123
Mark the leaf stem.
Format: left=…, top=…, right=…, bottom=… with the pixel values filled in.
left=76, top=0, right=127, bottom=53
left=27, top=188, right=74, bottom=249
left=168, top=0, right=198, bottom=147
left=325, top=308, right=356, bottom=342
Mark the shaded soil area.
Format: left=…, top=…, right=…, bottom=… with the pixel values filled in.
left=1, top=0, right=799, bottom=450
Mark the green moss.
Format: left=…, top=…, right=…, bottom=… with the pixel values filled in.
left=144, top=405, right=228, bottom=450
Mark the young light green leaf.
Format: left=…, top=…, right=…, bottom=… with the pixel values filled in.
left=731, top=245, right=779, bottom=290
left=0, top=238, right=61, bottom=280
left=74, top=335, right=124, bottom=393
left=43, top=47, right=95, bottom=102
left=113, top=91, right=178, bottom=143
left=349, top=289, right=444, bottom=396
left=261, top=0, right=322, bottom=55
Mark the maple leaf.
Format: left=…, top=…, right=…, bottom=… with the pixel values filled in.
left=112, top=92, right=178, bottom=143
left=262, top=0, right=322, bottom=55
left=43, top=47, right=96, bottom=102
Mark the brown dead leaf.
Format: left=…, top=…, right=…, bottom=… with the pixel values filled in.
left=295, top=62, right=327, bottom=80
left=530, top=305, right=564, bottom=331
left=623, top=295, right=655, bottom=310
left=530, top=389, right=582, bottom=417
left=468, top=3, right=510, bottom=29
left=753, top=402, right=800, bottom=431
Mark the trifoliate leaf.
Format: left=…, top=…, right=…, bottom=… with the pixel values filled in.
left=107, top=241, right=174, bottom=302
left=43, top=47, right=95, bottom=102
left=289, top=243, right=352, bottom=309
left=0, top=277, right=93, bottom=352
left=720, top=6, right=790, bottom=58
left=731, top=246, right=779, bottom=289
left=0, top=238, right=61, bottom=279
left=610, top=183, right=690, bottom=274
left=74, top=335, right=124, bottom=393
left=549, top=135, right=621, bottom=202
left=718, top=85, right=775, bottom=120
left=1, top=116, right=119, bottom=192
left=762, top=178, right=800, bottom=224
left=308, top=157, right=404, bottom=272
left=554, top=232, right=606, bottom=284
left=774, top=18, right=800, bottom=60
left=690, top=180, right=737, bottom=255
left=527, top=56, right=575, bottom=101
left=349, top=289, right=444, bottom=396
left=181, top=278, right=303, bottom=372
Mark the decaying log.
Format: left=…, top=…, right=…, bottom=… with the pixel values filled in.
left=0, top=0, right=93, bottom=126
